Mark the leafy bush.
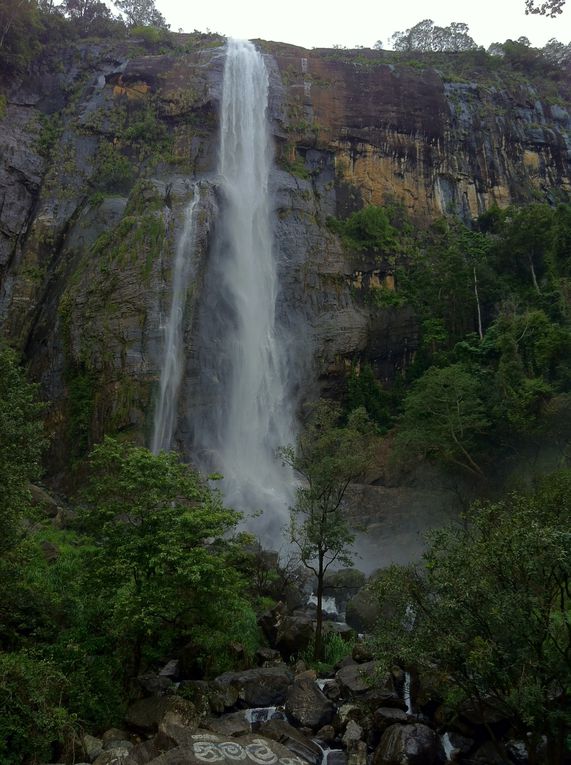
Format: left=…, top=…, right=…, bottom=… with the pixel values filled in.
left=0, top=652, right=74, bottom=765
left=328, top=205, right=398, bottom=254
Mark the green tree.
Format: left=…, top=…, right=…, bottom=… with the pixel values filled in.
left=78, top=437, right=248, bottom=677
left=395, top=363, right=490, bottom=477
left=391, top=19, right=478, bottom=52
left=115, top=0, right=168, bottom=28
left=0, top=652, right=74, bottom=765
left=282, top=404, right=375, bottom=660
left=525, top=0, right=566, bottom=16
left=62, top=0, right=119, bottom=35
left=496, top=204, right=554, bottom=294
left=0, top=0, right=41, bottom=72
left=372, top=472, right=571, bottom=764
left=328, top=205, right=399, bottom=255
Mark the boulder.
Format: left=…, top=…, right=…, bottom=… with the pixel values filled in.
left=126, top=697, right=197, bottom=735
left=342, top=720, right=363, bottom=747
left=214, top=666, right=293, bottom=708
left=83, top=734, right=104, bottom=762
left=158, top=697, right=201, bottom=745
left=373, top=707, right=408, bottom=732
left=275, top=615, right=314, bottom=659
left=102, top=730, right=131, bottom=747
left=505, top=740, right=528, bottom=765
left=258, top=719, right=323, bottom=765
left=373, top=724, right=438, bottom=765
left=320, top=679, right=341, bottom=701
left=336, top=661, right=378, bottom=695
left=347, top=740, right=367, bottom=765
left=136, top=673, right=173, bottom=696
left=29, top=483, right=60, bottom=517
left=334, top=703, right=373, bottom=738
left=125, top=698, right=171, bottom=732
left=314, top=725, right=335, bottom=744
left=205, top=711, right=250, bottom=737
left=351, top=643, right=374, bottom=664
left=285, top=677, right=334, bottom=729
left=93, top=749, right=131, bottom=765
left=178, top=680, right=226, bottom=716
left=124, top=739, right=172, bottom=765
left=255, top=647, right=283, bottom=666
left=140, top=733, right=308, bottom=765
left=345, top=590, right=381, bottom=633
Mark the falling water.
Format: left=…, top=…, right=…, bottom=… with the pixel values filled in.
left=403, top=671, right=413, bottom=715
left=191, top=38, right=296, bottom=537
left=152, top=186, right=201, bottom=454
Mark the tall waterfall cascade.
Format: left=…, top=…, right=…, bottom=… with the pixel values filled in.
left=191, top=38, right=297, bottom=537
left=151, top=186, right=201, bottom=454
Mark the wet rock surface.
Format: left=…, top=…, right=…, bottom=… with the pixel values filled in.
left=285, top=677, right=335, bottom=729
left=214, top=667, right=294, bottom=708
left=373, top=723, right=438, bottom=765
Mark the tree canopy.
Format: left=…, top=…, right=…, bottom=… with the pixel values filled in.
left=389, top=19, right=478, bottom=53
left=525, top=0, right=566, bottom=16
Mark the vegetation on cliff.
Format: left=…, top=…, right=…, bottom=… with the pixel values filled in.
left=340, top=200, right=571, bottom=481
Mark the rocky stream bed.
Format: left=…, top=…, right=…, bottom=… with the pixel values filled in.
left=54, top=594, right=534, bottom=765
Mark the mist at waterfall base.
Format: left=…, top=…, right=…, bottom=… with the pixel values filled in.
left=189, top=39, right=300, bottom=545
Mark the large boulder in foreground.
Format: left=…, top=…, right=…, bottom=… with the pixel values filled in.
left=141, top=733, right=310, bottom=765
left=285, top=677, right=334, bottom=729
left=214, top=666, right=293, bottom=708
left=373, top=724, right=438, bottom=765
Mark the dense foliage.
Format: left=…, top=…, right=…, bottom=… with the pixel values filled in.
left=0, top=350, right=260, bottom=763
left=339, top=201, right=571, bottom=480
left=371, top=472, right=571, bottom=763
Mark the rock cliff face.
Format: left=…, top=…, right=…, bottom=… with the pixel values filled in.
left=0, top=35, right=570, bottom=479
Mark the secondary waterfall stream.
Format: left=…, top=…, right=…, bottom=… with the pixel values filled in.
left=190, top=38, right=297, bottom=539
left=152, top=186, right=201, bottom=454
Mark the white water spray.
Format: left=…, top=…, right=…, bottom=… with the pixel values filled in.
left=192, top=38, right=296, bottom=538
left=152, top=186, right=201, bottom=454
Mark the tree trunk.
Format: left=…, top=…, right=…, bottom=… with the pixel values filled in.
left=314, top=553, right=324, bottom=661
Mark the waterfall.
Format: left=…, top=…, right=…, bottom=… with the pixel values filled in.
left=403, top=671, right=413, bottom=715
left=152, top=186, right=201, bottom=454
left=191, top=38, right=296, bottom=539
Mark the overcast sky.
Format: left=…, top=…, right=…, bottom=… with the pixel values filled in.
left=155, top=0, right=570, bottom=49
